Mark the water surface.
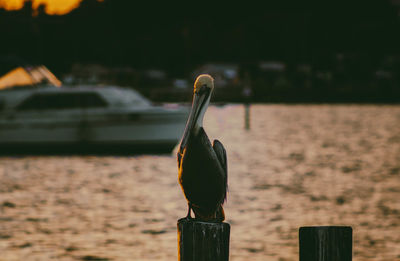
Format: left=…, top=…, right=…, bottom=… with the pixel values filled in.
left=0, top=104, right=399, bottom=260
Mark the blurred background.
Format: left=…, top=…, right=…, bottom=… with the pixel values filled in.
left=0, top=1, right=399, bottom=261
left=0, top=0, right=399, bottom=102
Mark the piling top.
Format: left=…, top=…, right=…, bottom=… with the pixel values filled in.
left=178, top=217, right=230, bottom=226
left=300, top=226, right=352, bottom=231
left=178, top=217, right=207, bottom=224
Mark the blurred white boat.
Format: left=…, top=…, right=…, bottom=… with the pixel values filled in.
left=0, top=85, right=188, bottom=153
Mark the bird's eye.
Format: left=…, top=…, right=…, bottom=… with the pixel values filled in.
left=199, top=84, right=208, bottom=94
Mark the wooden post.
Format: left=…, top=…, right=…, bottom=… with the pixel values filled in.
left=299, top=226, right=352, bottom=261
left=177, top=218, right=230, bottom=261
left=242, top=72, right=252, bottom=130
left=244, top=103, right=250, bottom=130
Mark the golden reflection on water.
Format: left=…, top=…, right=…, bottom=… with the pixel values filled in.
left=0, top=104, right=399, bottom=260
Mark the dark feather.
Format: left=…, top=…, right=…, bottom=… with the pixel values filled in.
left=213, top=139, right=228, bottom=201
left=178, top=127, right=227, bottom=221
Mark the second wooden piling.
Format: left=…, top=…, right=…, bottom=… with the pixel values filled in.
left=299, top=226, right=352, bottom=261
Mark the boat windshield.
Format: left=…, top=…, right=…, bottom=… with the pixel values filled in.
left=16, top=92, right=108, bottom=111
left=110, top=88, right=151, bottom=107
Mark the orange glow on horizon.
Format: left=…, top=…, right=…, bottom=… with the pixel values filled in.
left=0, top=0, right=83, bottom=15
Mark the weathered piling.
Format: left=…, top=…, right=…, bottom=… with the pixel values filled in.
left=177, top=218, right=230, bottom=261
left=299, top=226, right=352, bottom=261
left=242, top=72, right=252, bottom=130
left=244, top=104, right=250, bottom=130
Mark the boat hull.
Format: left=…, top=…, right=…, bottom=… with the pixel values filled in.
left=0, top=141, right=179, bottom=155
left=0, top=110, right=187, bottom=155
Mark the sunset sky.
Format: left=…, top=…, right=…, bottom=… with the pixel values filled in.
left=0, top=0, right=82, bottom=14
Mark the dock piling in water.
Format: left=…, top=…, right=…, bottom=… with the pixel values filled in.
left=244, top=103, right=250, bottom=130
left=299, top=226, right=352, bottom=261
left=177, top=218, right=230, bottom=261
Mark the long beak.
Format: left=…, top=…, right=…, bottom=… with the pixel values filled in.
left=179, top=89, right=209, bottom=152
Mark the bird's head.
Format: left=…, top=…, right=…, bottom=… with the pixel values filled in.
left=194, top=74, right=214, bottom=94
left=191, top=74, right=214, bottom=128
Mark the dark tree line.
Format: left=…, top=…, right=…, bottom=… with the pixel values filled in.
left=0, top=0, right=399, bottom=102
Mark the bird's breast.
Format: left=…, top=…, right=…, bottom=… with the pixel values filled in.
left=178, top=129, right=225, bottom=208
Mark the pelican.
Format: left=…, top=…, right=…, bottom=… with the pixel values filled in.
left=177, top=74, right=227, bottom=222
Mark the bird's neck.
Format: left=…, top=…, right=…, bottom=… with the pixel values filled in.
left=179, top=94, right=210, bottom=153
left=193, top=97, right=210, bottom=134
